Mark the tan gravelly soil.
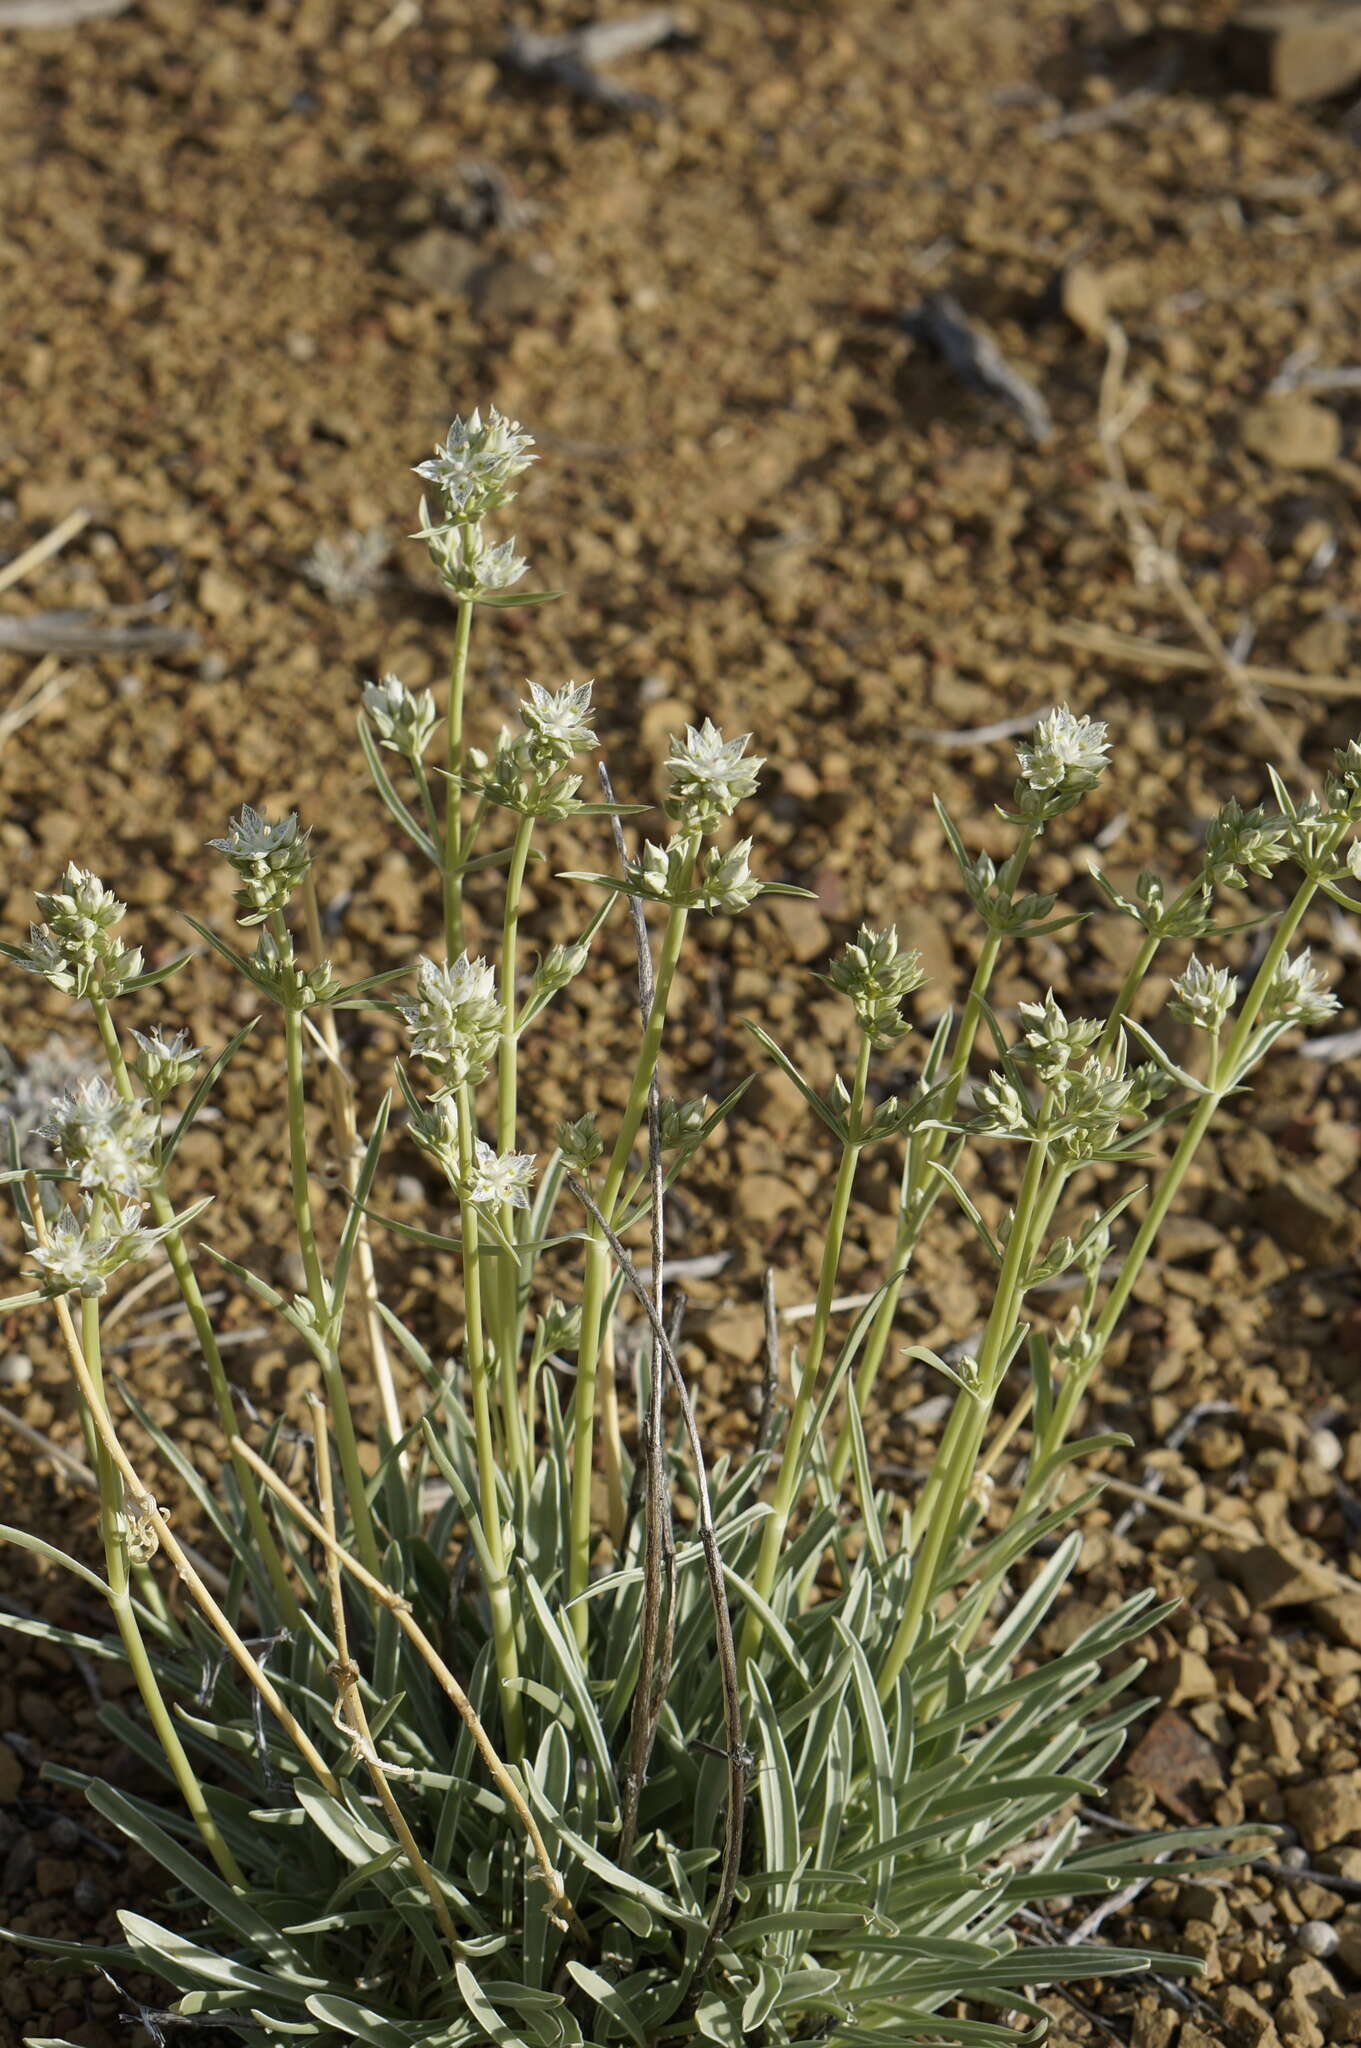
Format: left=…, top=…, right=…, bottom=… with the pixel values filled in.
left=3, top=0, right=1361, bottom=2042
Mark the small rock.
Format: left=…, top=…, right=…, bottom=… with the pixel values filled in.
left=1232, top=1543, right=1337, bottom=1610
left=392, top=1174, right=425, bottom=1205
left=1314, top=1597, right=1361, bottom=1651
left=1300, top=1921, right=1341, bottom=1959
left=1309, top=1428, right=1345, bottom=1474
left=1257, top=1168, right=1361, bottom=1262
left=71, top=1876, right=104, bottom=1918
left=1178, top=1880, right=1232, bottom=1931
left=1148, top=1647, right=1219, bottom=1706
left=1132, top=2007, right=1179, bottom=2048
left=1329, top=2000, right=1361, bottom=2045
left=704, top=1309, right=766, bottom=1366
left=1226, top=3, right=1361, bottom=106
left=766, top=894, right=831, bottom=965
left=1222, top=1988, right=1279, bottom=2048
left=0, top=1353, right=32, bottom=1389
left=1242, top=397, right=1342, bottom=472
left=391, top=228, right=481, bottom=296
left=1293, top=617, right=1351, bottom=676
left=0, top=1745, right=20, bottom=1806
left=1288, top=1773, right=1361, bottom=1854
left=1279, top=1996, right=1326, bottom=2048
left=1124, top=1708, right=1224, bottom=1820
left=1060, top=260, right=1110, bottom=341
left=466, top=258, right=546, bottom=323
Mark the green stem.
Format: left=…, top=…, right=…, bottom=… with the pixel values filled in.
left=89, top=999, right=302, bottom=1628
left=281, top=995, right=381, bottom=1579
left=494, top=814, right=536, bottom=1476
left=456, top=1086, right=525, bottom=1758
left=1028, top=865, right=1327, bottom=1500
left=879, top=1109, right=1053, bottom=1700
left=1099, top=931, right=1160, bottom=1057
left=443, top=596, right=475, bottom=959
left=827, top=933, right=1001, bottom=1489
left=81, top=1291, right=243, bottom=1884
left=741, top=1032, right=872, bottom=1666
left=567, top=865, right=696, bottom=1648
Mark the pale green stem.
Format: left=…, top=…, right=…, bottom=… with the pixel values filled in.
left=493, top=814, right=536, bottom=1478
left=80, top=1289, right=243, bottom=1883
left=443, top=596, right=475, bottom=959
left=456, top=1085, right=525, bottom=1758
left=89, top=998, right=302, bottom=1628
left=740, top=1032, right=873, bottom=1667
left=280, top=986, right=381, bottom=1579
left=878, top=1108, right=1053, bottom=1700
left=300, top=873, right=403, bottom=1455
left=827, top=931, right=1001, bottom=1489
left=1027, top=863, right=1329, bottom=1499
left=1098, top=931, right=1160, bottom=1057
left=568, top=861, right=696, bottom=1648
left=827, top=827, right=1038, bottom=1491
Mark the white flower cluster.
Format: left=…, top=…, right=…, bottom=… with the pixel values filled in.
left=28, top=1195, right=159, bottom=1299
left=1014, top=706, right=1110, bottom=819
left=399, top=955, right=503, bottom=1089
left=21, top=865, right=143, bottom=1001
left=665, top=721, right=763, bottom=836
left=40, top=1077, right=159, bottom=1200
left=520, top=679, right=596, bottom=769
left=362, top=674, right=439, bottom=761
left=413, top=407, right=536, bottom=526
left=209, top=807, right=313, bottom=925
left=423, top=514, right=529, bottom=599
left=829, top=926, right=925, bottom=1047
left=1169, top=956, right=1238, bottom=1032
left=464, top=1139, right=536, bottom=1210
left=1262, top=948, right=1340, bottom=1031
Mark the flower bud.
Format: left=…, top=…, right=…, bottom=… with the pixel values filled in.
left=828, top=926, right=925, bottom=1045
left=362, top=673, right=439, bottom=760
left=209, top=807, right=312, bottom=925
left=131, top=1026, right=202, bottom=1101
left=659, top=1096, right=708, bottom=1151
left=1262, top=947, right=1340, bottom=1030
left=423, top=513, right=529, bottom=597
left=21, top=865, right=143, bottom=1000
left=1169, top=956, right=1238, bottom=1032
left=556, top=1113, right=603, bottom=1171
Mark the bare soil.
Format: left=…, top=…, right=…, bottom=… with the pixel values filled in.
left=2, top=1, right=1361, bottom=2043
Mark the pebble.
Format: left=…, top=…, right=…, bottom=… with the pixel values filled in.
left=0, top=1353, right=32, bottom=1389
left=1299, top=1921, right=1340, bottom=1959
left=1308, top=1428, right=1344, bottom=1474
left=1241, top=397, right=1342, bottom=472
